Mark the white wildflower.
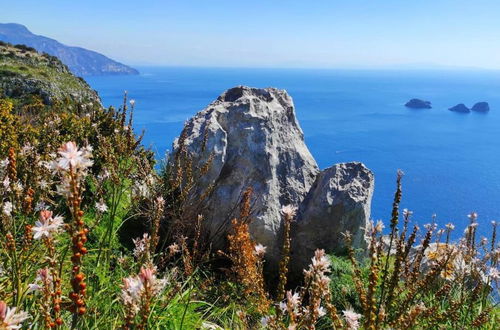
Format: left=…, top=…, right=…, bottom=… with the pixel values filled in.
left=138, top=266, right=167, bottom=295
left=311, top=249, right=331, bottom=272
left=34, top=201, right=47, bottom=212
left=38, top=161, right=52, bottom=170
left=95, top=201, right=108, bottom=213
left=0, top=159, right=8, bottom=169
left=281, top=290, right=301, bottom=315
left=254, top=243, right=267, bottom=257
left=27, top=268, right=52, bottom=294
left=260, top=316, right=271, bottom=326
left=38, top=179, right=50, bottom=189
left=468, top=212, right=478, bottom=221
left=2, top=177, right=10, bottom=190
left=403, top=208, right=413, bottom=217
left=317, top=306, right=326, bottom=317
left=167, top=242, right=180, bottom=255
left=13, top=182, right=22, bottom=192
left=134, top=182, right=150, bottom=198
left=133, top=233, right=150, bottom=259
left=98, top=169, right=111, bottom=181
left=20, top=144, right=33, bottom=156
left=281, top=205, right=297, bottom=218
left=374, top=220, right=385, bottom=233
left=0, top=301, right=29, bottom=329
left=445, top=223, right=455, bottom=230
left=287, top=291, right=300, bottom=307
left=121, top=276, right=143, bottom=313
left=488, top=267, right=500, bottom=280
left=56, top=142, right=93, bottom=171
left=27, top=283, right=42, bottom=294
left=342, top=308, right=362, bottom=329
left=55, top=179, right=71, bottom=197
left=2, top=202, right=13, bottom=216
left=424, top=223, right=436, bottom=231
left=32, top=210, right=64, bottom=240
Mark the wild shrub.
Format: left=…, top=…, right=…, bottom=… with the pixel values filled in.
left=342, top=172, right=499, bottom=329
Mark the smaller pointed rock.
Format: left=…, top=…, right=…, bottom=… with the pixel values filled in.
left=449, top=103, right=470, bottom=113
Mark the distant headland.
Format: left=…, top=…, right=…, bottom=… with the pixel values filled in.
left=0, top=23, right=139, bottom=76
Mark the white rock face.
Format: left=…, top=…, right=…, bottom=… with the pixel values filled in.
left=173, top=86, right=374, bottom=271
left=292, top=162, right=374, bottom=273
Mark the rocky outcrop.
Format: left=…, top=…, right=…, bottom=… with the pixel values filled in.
left=292, top=162, right=374, bottom=272
left=173, top=86, right=374, bottom=272
left=471, top=102, right=490, bottom=112
left=0, top=76, right=99, bottom=105
left=449, top=103, right=470, bottom=113
left=405, top=98, right=432, bottom=109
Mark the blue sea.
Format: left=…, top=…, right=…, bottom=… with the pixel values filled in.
left=86, top=67, right=500, bottom=239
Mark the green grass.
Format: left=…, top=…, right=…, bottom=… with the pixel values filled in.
left=0, top=43, right=97, bottom=103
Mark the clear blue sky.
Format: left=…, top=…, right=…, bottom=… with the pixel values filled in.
left=2, top=0, right=500, bottom=69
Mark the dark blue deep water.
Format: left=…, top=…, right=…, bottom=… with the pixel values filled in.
left=86, top=67, right=500, bottom=238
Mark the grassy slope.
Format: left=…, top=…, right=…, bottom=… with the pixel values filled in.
left=0, top=42, right=99, bottom=104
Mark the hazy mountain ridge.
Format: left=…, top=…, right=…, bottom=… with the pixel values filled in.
left=0, top=23, right=138, bottom=76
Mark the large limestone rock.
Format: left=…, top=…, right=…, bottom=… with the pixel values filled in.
left=173, top=86, right=374, bottom=271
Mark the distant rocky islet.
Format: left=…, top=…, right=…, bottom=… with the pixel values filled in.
left=405, top=98, right=432, bottom=109
left=405, top=98, right=490, bottom=113
left=449, top=103, right=471, bottom=113
left=471, top=102, right=490, bottom=112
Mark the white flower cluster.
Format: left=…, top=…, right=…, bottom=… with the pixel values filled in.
left=27, top=268, right=52, bottom=293
left=32, top=210, right=64, bottom=240
left=253, top=243, right=267, bottom=257
left=281, top=204, right=297, bottom=218
left=53, top=142, right=93, bottom=172
left=2, top=201, right=13, bottom=216
left=0, top=300, right=29, bottom=329
left=121, top=267, right=167, bottom=315
left=132, top=233, right=151, bottom=260
left=51, top=142, right=93, bottom=197
left=342, top=308, right=362, bottom=329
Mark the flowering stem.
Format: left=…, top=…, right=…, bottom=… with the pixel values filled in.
left=378, top=172, right=402, bottom=311
left=68, top=166, right=88, bottom=327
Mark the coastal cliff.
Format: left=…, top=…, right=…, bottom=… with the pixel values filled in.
left=0, top=42, right=100, bottom=105
left=0, top=23, right=138, bottom=76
